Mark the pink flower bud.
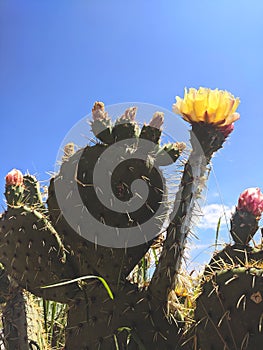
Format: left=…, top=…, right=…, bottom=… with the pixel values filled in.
left=149, top=112, right=164, bottom=129
left=237, top=187, right=263, bottom=217
left=5, top=169, right=23, bottom=186
left=218, top=123, right=234, bottom=137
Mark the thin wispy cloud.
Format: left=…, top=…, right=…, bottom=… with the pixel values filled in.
left=197, top=203, right=235, bottom=230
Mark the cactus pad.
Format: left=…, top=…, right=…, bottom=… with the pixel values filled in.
left=194, top=267, right=263, bottom=350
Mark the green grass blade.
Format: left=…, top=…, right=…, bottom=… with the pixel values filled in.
left=50, top=301, right=57, bottom=344
left=215, top=216, right=221, bottom=251
left=41, top=275, right=114, bottom=299
left=152, top=248, right=159, bottom=266
left=43, top=299, right=48, bottom=334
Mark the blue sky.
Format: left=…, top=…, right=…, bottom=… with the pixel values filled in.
left=1, top=1, right=263, bottom=267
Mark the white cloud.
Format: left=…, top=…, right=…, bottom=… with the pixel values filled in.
left=197, top=203, right=235, bottom=230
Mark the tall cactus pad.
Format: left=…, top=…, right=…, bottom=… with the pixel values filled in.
left=194, top=267, right=263, bottom=350
left=48, top=106, right=184, bottom=284
left=48, top=147, right=167, bottom=283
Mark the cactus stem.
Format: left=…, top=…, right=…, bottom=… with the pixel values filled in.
left=149, top=125, right=226, bottom=301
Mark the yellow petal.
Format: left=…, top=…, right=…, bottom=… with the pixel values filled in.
left=214, top=91, right=229, bottom=123
left=185, top=96, right=201, bottom=122
left=193, top=94, right=207, bottom=120
left=181, top=99, right=191, bottom=115
left=227, top=97, right=240, bottom=116
left=188, top=87, right=197, bottom=97
left=224, top=112, right=240, bottom=125
left=207, top=89, right=220, bottom=115
left=172, top=102, right=182, bottom=116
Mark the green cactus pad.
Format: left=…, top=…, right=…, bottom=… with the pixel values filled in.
left=5, top=184, right=24, bottom=206
left=77, top=145, right=166, bottom=228
left=139, top=124, right=162, bottom=144
left=91, top=118, right=115, bottom=144
left=230, top=209, right=259, bottom=245
left=155, top=142, right=185, bottom=166
left=65, top=281, right=183, bottom=350
left=205, top=244, right=263, bottom=276
left=47, top=142, right=168, bottom=283
left=194, top=267, right=263, bottom=350
left=112, top=119, right=140, bottom=142
left=0, top=207, right=78, bottom=303
left=22, top=174, right=46, bottom=212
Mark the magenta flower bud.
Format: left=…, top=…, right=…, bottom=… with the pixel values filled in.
left=218, top=123, right=234, bottom=137
left=237, top=187, right=263, bottom=218
left=149, top=112, right=164, bottom=129
left=5, top=169, right=23, bottom=186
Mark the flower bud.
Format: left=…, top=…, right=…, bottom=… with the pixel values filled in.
left=5, top=169, right=23, bottom=186
left=237, top=187, right=263, bottom=218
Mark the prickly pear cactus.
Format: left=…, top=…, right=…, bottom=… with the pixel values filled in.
left=0, top=169, right=78, bottom=303
left=0, top=88, right=240, bottom=349
left=189, top=187, right=263, bottom=350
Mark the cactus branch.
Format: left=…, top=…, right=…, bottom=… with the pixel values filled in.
left=149, top=124, right=226, bottom=300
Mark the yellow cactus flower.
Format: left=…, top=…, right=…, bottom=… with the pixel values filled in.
left=173, top=87, right=240, bottom=126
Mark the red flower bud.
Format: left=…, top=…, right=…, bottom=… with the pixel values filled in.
left=237, top=187, right=263, bottom=217
left=5, top=169, right=23, bottom=186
